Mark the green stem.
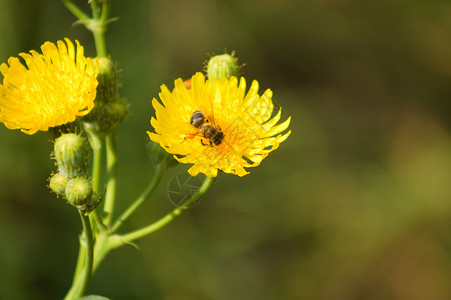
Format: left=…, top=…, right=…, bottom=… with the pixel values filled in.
left=64, top=211, right=94, bottom=300
left=92, top=26, right=108, bottom=58
left=67, top=123, right=105, bottom=297
left=62, top=0, right=110, bottom=57
left=100, top=1, right=111, bottom=24
left=90, top=0, right=100, bottom=20
left=85, top=126, right=104, bottom=195
left=110, top=164, right=165, bottom=232
left=64, top=176, right=216, bottom=297
left=111, top=176, right=216, bottom=247
left=61, top=0, right=90, bottom=22
left=103, top=133, right=117, bottom=226
left=93, top=231, right=115, bottom=271
left=91, top=1, right=109, bottom=57
left=70, top=240, right=86, bottom=288
left=77, top=211, right=94, bottom=295
left=83, top=123, right=108, bottom=232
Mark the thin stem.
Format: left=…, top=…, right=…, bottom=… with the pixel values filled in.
left=92, top=26, right=108, bottom=58
left=62, top=0, right=109, bottom=57
left=91, top=0, right=109, bottom=57
left=100, top=1, right=111, bottom=24
left=83, top=123, right=108, bottom=232
left=88, top=130, right=105, bottom=195
left=67, top=123, right=105, bottom=296
left=111, top=176, right=216, bottom=247
left=103, top=133, right=117, bottom=226
left=64, top=211, right=94, bottom=300
left=70, top=240, right=86, bottom=288
left=90, top=0, right=100, bottom=20
left=61, top=0, right=90, bottom=22
left=110, top=164, right=165, bottom=232
left=93, top=231, right=114, bottom=271
left=77, top=211, right=94, bottom=295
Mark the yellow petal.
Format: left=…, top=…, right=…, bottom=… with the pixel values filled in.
left=147, top=73, right=290, bottom=177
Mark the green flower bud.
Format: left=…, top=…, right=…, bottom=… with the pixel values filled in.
left=65, top=177, right=92, bottom=210
left=103, top=98, right=130, bottom=131
left=146, top=140, right=178, bottom=168
left=54, top=133, right=89, bottom=178
left=95, top=57, right=118, bottom=104
left=206, top=53, right=241, bottom=80
left=83, top=57, right=129, bottom=135
left=49, top=172, right=68, bottom=196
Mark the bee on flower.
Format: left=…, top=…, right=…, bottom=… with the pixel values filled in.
left=148, top=72, right=291, bottom=177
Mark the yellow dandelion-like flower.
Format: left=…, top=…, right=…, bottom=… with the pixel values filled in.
left=148, top=72, right=291, bottom=177
left=0, top=38, right=98, bottom=134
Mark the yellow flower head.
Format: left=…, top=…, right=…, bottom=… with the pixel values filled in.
left=0, top=38, right=98, bottom=134
left=148, top=72, right=291, bottom=177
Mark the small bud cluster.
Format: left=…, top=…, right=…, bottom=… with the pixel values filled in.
left=49, top=133, right=99, bottom=211
left=83, top=57, right=129, bottom=135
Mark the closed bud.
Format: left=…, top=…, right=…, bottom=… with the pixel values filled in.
left=49, top=172, right=68, bottom=196
left=206, top=53, right=241, bottom=80
left=103, top=98, right=130, bottom=131
left=54, top=133, right=89, bottom=178
left=94, top=57, right=118, bottom=104
left=83, top=57, right=129, bottom=135
left=65, top=177, right=92, bottom=210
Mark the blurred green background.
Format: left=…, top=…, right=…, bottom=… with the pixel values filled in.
left=2, top=0, right=451, bottom=299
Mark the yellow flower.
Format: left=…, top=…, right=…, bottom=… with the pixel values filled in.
left=0, top=38, right=98, bottom=134
left=148, top=72, right=291, bottom=177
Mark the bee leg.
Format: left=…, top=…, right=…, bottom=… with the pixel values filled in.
left=200, top=139, right=207, bottom=146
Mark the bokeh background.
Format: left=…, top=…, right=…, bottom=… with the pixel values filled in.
left=2, top=0, right=451, bottom=299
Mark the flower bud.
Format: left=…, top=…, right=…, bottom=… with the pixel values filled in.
left=206, top=53, right=240, bottom=80
left=103, top=98, right=130, bottom=130
left=83, top=57, right=129, bottom=135
left=49, top=172, right=68, bottom=196
left=95, top=57, right=118, bottom=104
left=65, top=177, right=92, bottom=210
left=54, top=133, right=89, bottom=178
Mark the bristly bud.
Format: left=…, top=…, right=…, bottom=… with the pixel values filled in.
left=95, top=57, right=118, bottom=103
left=83, top=57, right=130, bottom=135
left=49, top=172, right=68, bottom=196
left=206, top=52, right=241, bottom=80
left=65, top=177, right=92, bottom=210
left=54, top=133, right=89, bottom=178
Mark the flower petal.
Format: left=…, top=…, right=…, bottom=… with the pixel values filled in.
left=148, top=73, right=290, bottom=177
left=0, top=39, right=98, bottom=134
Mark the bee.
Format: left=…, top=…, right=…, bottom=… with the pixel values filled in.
left=185, top=110, right=224, bottom=146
